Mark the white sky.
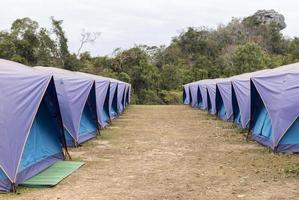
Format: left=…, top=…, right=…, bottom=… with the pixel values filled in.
left=0, top=0, right=298, bottom=56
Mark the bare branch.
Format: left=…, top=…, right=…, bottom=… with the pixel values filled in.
left=77, top=29, right=101, bottom=57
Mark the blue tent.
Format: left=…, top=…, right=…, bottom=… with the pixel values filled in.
left=0, top=59, right=68, bottom=192
left=77, top=72, right=111, bottom=128
left=188, top=82, right=196, bottom=107
left=216, top=75, right=249, bottom=122
left=188, top=80, right=211, bottom=109
left=123, top=83, right=131, bottom=108
left=206, top=79, right=224, bottom=115
left=215, top=78, right=233, bottom=121
left=120, top=82, right=128, bottom=111
left=35, top=67, right=98, bottom=147
left=250, top=63, right=299, bottom=152
left=108, top=79, right=119, bottom=119
left=127, top=83, right=132, bottom=104
left=98, top=79, right=130, bottom=117
left=127, top=83, right=132, bottom=105
left=94, top=77, right=128, bottom=117
left=198, top=80, right=212, bottom=110
left=95, top=76, right=119, bottom=119
left=189, top=81, right=202, bottom=108
left=231, top=69, right=270, bottom=129
left=183, top=84, right=190, bottom=105
left=216, top=74, right=260, bottom=123
left=116, top=81, right=126, bottom=114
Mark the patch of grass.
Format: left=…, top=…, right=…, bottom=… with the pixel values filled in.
left=100, top=129, right=120, bottom=141
left=67, top=157, right=84, bottom=161
left=1, top=186, right=35, bottom=197
left=220, top=122, right=250, bottom=143
left=284, top=163, right=299, bottom=177
left=236, top=128, right=247, bottom=135
left=82, top=139, right=98, bottom=148
left=221, top=123, right=236, bottom=130
left=210, top=116, right=218, bottom=121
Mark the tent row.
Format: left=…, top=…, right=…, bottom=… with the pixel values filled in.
left=0, top=59, right=131, bottom=192
left=183, top=62, right=299, bottom=153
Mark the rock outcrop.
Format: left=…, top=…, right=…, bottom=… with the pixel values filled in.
left=253, top=9, right=286, bottom=30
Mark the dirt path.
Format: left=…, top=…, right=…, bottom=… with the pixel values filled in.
left=4, top=105, right=299, bottom=200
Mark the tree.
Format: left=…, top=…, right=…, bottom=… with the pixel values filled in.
left=288, top=37, right=299, bottom=61
left=0, top=10, right=298, bottom=105
left=36, top=28, right=57, bottom=66
left=0, top=31, right=16, bottom=60
left=51, top=16, right=70, bottom=68
left=159, top=64, right=181, bottom=90
left=10, top=17, right=40, bottom=65
left=231, top=42, right=267, bottom=74
left=118, top=72, right=131, bottom=83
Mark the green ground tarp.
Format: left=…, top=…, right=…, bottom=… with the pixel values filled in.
left=21, top=161, right=84, bottom=187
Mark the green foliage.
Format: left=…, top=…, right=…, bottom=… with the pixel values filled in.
left=231, top=42, right=268, bottom=74
left=242, top=16, right=261, bottom=27
left=10, top=18, right=40, bottom=65
left=192, top=55, right=212, bottom=79
left=288, top=37, right=299, bottom=61
left=138, top=89, right=163, bottom=105
left=159, top=64, right=181, bottom=90
left=1, top=10, right=299, bottom=105
left=111, top=48, right=159, bottom=102
left=159, top=90, right=182, bottom=104
left=51, top=17, right=70, bottom=68
left=0, top=32, right=17, bottom=59
left=36, top=28, right=57, bottom=66
left=129, top=94, right=138, bottom=104
left=118, top=72, right=131, bottom=83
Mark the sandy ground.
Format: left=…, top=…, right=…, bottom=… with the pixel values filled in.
left=4, top=105, right=299, bottom=200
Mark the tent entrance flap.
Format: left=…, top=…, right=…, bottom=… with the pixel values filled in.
left=218, top=101, right=226, bottom=120
left=111, top=85, right=118, bottom=118
left=189, top=87, right=192, bottom=105
left=122, top=87, right=126, bottom=107
left=232, top=87, right=242, bottom=126
left=77, top=85, right=98, bottom=145
left=251, top=84, right=273, bottom=145
left=18, top=96, right=63, bottom=181
left=216, top=88, right=226, bottom=120
left=197, top=86, right=203, bottom=107
left=125, top=87, right=130, bottom=105
left=79, top=102, right=97, bottom=138
left=64, top=98, right=98, bottom=147
left=252, top=105, right=272, bottom=139
left=183, top=88, right=187, bottom=103
left=279, top=117, right=299, bottom=145
left=207, top=90, right=212, bottom=112
left=20, top=161, right=84, bottom=187
left=102, top=87, right=110, bottom=124
left=0, top=168, right=9, bottom=191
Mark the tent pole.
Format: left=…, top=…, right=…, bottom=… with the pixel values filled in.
left=11, top=183, right=16, bottom=193
left=45, top=90, right=71, bottom=160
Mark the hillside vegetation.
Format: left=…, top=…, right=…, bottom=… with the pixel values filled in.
left=1, top=10, right=299, bottom=104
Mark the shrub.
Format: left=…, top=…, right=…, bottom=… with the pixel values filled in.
left=138, top=89, right=164, bottom=105
left=159, top=90, right=182, bottom=104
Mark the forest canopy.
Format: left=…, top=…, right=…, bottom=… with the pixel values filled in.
left=0, top=10, right=299, bottom=104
